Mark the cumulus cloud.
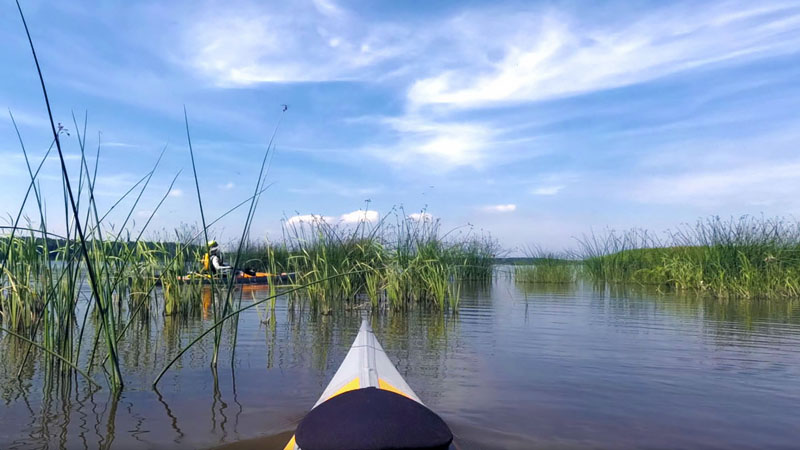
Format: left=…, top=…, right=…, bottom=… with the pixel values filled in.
left=483, top=204, right=516, bottom=213
left=340, top=209, right=379, bottom=224
left=285, top=214, right=333, bottom=226
left=285, top=210, right=379, bottom=226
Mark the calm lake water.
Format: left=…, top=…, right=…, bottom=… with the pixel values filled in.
left=2, top=271, right=800, bottom=449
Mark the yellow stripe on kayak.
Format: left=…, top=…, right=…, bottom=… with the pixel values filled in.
left=283, top=435, right=296, bottom=450
left=330, top=377, right=360, bottom=399
left=379, top=378, right=412, bottom=399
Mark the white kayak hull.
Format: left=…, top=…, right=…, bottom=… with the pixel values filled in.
left=285, top=319, right=447, bottom=450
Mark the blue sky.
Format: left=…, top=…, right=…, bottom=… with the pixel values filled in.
left=2, top=0, right=800, bottom=252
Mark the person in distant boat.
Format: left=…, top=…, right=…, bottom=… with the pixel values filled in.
left=203, top=240, right=232, bottom=275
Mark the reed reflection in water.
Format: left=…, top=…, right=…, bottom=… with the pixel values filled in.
left=2, top=275, right=800, bottom=449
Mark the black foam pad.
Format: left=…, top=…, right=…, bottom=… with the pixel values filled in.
left=295, top=387, right=453, bottom=450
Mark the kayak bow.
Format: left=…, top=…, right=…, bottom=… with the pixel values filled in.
left=285, top=319, right=453, bottom=450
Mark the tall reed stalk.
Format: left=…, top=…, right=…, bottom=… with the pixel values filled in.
left=578, top=216, right=800, bottom=299
left=15, top=0, right=123, bottom=390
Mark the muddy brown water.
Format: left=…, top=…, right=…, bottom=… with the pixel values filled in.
left=2, top=274, right=800, bottom=449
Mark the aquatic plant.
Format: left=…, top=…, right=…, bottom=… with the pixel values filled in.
left=579, top=216, right=800, bottom=299
left=238, top=211, right=494, bottom=311
left=1, top=3, right=495, bottom=397
left=514, top=247, right=578, bottom=284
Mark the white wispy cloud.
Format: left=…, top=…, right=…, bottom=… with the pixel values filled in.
left=182, top=1, right=800, bottom=95
left=311, top=0, right=345, bottom=18
left=0, top=152, right=29, bottom=178
left=182, top=1, right=415, bottom=85
left=92, top=173, right=144, bottom=197
left=483, top=204, right=517, bottom=213
left=4, top=108, right=50, bottom=129
left=102, top=141, right=139, bottom=148
left=532, top=185, right=564, bottom=196
left=631, top=160, right=800, bottom=208
left=287, top=179, right=381, bottom=197
left=169, top=189, right=183, bottom=197
left=177, top=1, right=800, bottom=173
left=220, top=182, right=235, bottom=190
left=408, top=3, right=800, bottom=109
left=371, top=116, right=495, bottom=169
left=5, top=0, right=798, bottom=250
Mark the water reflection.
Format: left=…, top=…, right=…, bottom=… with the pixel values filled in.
left=155, top=388, right=184, bottom=443
left=0, top=275, right=799, bottom=448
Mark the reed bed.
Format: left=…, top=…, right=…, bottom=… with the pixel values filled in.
left=510, top=246, right=579, bottom=284
left=240, top=212, right=496, bottom=312
left=0, top=125, right=494, bottom=392
left=0, top=142, right=493, bottom=392
left=515, top=260, right=578, bottom=285
left=579, top=216, right=800, bottom=299
left=1, top=3, right=497, bottom=393
left=515, top=263, right=577, bottom=284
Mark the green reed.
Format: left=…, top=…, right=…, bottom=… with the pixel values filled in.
left=3, top=2, right=494, bottom=395
left=514, top=247, right=578, bottom=284
left=515, top=262, right=577, bottom=284
left=160, top=244, right=204, bottom=318
left=579, top=216, right=800, bottom=299
left=239, top=211, right=492, bottom=311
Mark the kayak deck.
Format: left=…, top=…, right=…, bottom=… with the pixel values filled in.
left=285, top=319, right=453, bottom=450
left=312, top=319, right=421, bottom=408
